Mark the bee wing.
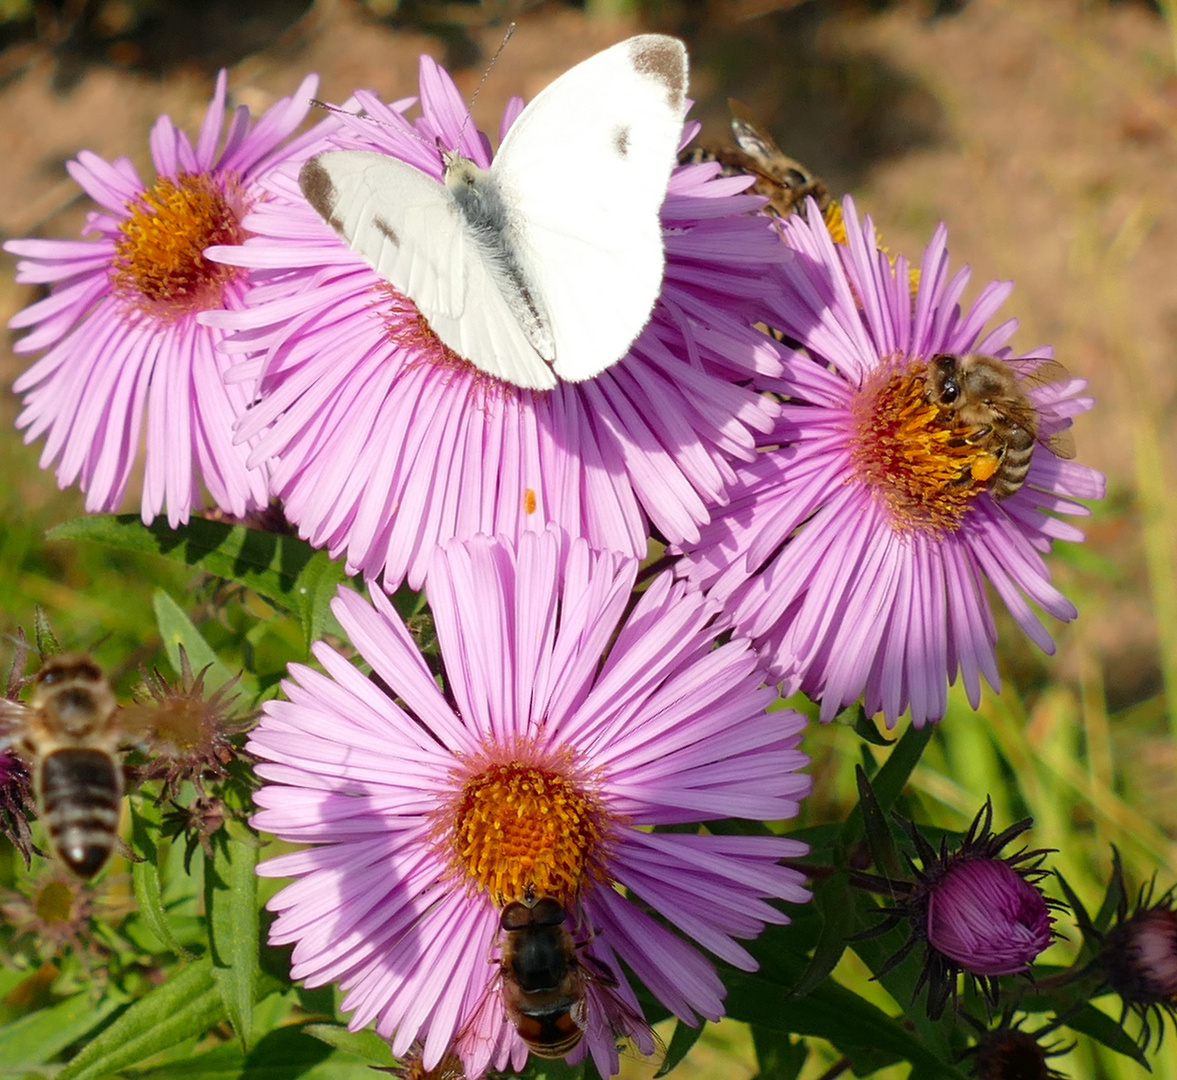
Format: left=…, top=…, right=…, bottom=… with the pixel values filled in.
left=0, top=699, right=32, bottom=747
left=1006, top=357, right=1080, bottom=460
left=727, top=97, right=784, bottom=160
left=578, top=949, right=664, bottom=1065
left=447, top=965, right=519, bottom=1078
left=116, top=702, right=162, bottom=746
left=1039, top=426, right=1077, bottom=461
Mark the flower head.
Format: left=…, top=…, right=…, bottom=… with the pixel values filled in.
left=1, top=639, right=37, bottom=866
left=965, top=1013, right=1070, bottom=1080
left=248, top=529, right=810, bottom=1077
left=680, top=196, right=1105, bottom=727
left=861, top=800, right=1058, bottom=1020
left=926, top=856, right=1054, bottom=977
left=5, top=71, right=319, bottom=526
left=204, top=54, right=784, bottom=589
left=130, top=647, right=250, bottom=801
left=1093, top=872, right=1177, bottom=1047
left=0, top=864, right=121, bottom=973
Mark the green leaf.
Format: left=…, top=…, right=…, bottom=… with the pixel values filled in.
left=48, top=515, right=355, bottom=649
left=0, top=989, right=125, bottom=1067
left=789, top=871, right=855, bottom=998
left=655, top=1019, right=704, bottom=1076
left=840, top=723, right=934, bottom=848
left=868, top=722, right=933, bottom=815
left=130, top=803, right=195, bottom=960
left=1094, top=845, right=1128, bottom=935
left=151, top=590, right=237, bottom=692
left=206, top=835, right=261, bottom=1051
left=725, top=968, right=970, bottom=1079
left=120, top=1024, right=379, bottom=1080
left=837, top=702, right=894, bottom=747
left=1057, top=1001, right=1148, bottom=1067
left=856, top=765, right=903, bottom=878
left=749, top=1027, right=807, bottom=1080
left=302, top=1024, right=393, bottom=1067
left=56, top=957, right=225, bottom=1080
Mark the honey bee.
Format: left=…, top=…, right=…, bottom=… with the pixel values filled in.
left=489, top=893, right=657, bottom=1061
left=0, top=653, right=126, bottom=877
left=924, top=353, right=1077, bottom=500
left=726, top=99, right=831, bottom=219
left=681, top=98, right=829, bottom=220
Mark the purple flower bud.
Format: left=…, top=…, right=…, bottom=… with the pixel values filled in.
left=1103, top=903, right=1177, bottom=1010
left=928, top=857, right=1054, bottom=976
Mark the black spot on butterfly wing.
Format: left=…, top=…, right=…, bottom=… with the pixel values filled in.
left=298, top=157, right=346, bottom=235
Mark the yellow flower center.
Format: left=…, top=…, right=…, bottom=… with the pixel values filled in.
left=112, top=172, right=247, bottom=319
left=849, top=358, right=992, bottom=533
left=448, top=757, right=608, bottom=907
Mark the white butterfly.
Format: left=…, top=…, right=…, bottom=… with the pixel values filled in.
left=298, top=35, right=688, bottom=391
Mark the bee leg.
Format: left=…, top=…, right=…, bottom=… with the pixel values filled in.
left=960, top=424, right=994, bottom=446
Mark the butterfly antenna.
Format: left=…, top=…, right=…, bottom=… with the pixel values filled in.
left=309, top=98, right=366, bottom=119
left=457, top=21, right=516, bottom=147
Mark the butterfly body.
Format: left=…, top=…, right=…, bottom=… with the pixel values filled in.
left=299, top=35, right=688, bottom=390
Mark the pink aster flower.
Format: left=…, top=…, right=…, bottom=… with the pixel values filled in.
left=249, top=529, right=810, bottom=1077
left=203, top=54, right=784, bottom=590
left=680, top=196, right=1106, bottom=728
left=5, top=70, right=319, bottom=526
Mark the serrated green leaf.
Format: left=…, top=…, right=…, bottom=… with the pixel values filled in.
left=48, top=515, right=354, bottom=649
left=655, top=1019, right=704, bottom=1076
left=151, top=590, right=237, bottom=692
left=56, top=957, right=224, bottom=1080
left=206, top=836, right=261, bottom=1051
left=130, top=803, right=195, bottom=960
left=302, top=1023, right=393, bottom=1066
left=0, top=989, right=125, bottom=1067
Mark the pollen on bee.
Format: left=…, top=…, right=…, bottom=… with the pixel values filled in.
left=111, top=172, right=248, bottom=319
left=442, top=751, right=610, bottom=907
left=848, top=358, right=995, bottom=534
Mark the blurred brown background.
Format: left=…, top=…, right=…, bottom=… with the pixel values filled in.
left=1, top=0, right=1173, bottom=726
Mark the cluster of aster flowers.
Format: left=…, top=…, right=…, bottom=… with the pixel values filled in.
left=3, top=35, right=1114, bottom=1079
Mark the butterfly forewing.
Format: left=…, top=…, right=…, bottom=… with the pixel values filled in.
left=300, top=151, right=557, bottom=390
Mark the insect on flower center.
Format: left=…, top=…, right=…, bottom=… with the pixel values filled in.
left=450, top=760, right=607, bottom=907
left=849, top=359, right=992, bottom=534
left=112, top=172, right=247, bottom=319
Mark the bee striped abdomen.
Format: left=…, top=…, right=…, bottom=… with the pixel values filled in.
left=40, top=748, right=123, bottom=878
